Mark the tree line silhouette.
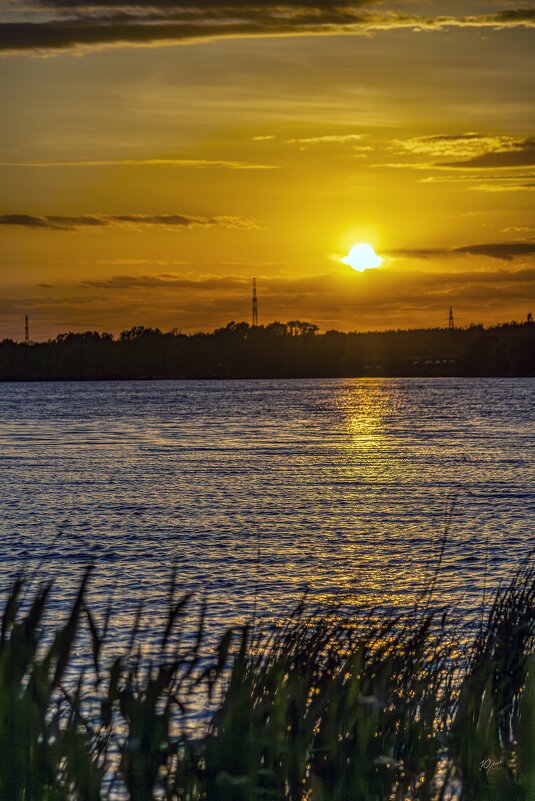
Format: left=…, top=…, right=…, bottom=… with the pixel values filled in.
left=1, top=319, right=534, bottom=379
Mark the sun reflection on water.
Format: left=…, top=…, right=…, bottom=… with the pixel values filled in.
left=331, top=380, right=434, bottom=610
left=336, top=379, right=396, bottom=455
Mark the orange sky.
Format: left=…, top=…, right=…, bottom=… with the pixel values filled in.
left=0, top=1, right=534, bottom=339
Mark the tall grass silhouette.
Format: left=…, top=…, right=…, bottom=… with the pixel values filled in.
left=0, top=557, right=533, bottom=800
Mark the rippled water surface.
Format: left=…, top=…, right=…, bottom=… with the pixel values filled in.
left=1, top=378, right=534, bottom=644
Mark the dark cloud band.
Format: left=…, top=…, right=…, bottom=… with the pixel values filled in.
left=455, top=242, right=535, bottom=260
left=0, top=7, right=534, bottom=55
left=388, top=242, right=535, bottom=262
left=0, top=213, right=256, bottom=230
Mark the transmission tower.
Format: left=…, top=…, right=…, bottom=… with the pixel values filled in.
left=252, top=278, right=258, bottom=327
left=25, top=314, right=29, bottom=345
left=448, top=305, right=454, bottom=331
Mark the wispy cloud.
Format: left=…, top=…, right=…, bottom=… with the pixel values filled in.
left=502, top=226, right=535, bottom=234
left=0, top=158, right=277, bottom=170
left=0, top=213, right=258, bottom=231
left=80, top=273, right=247, bottom=290
left=287, top=134, right=367, bottom=144
left=394, top=133, right=515, bottom=158
left=393, top=134, right=535, bottom=169
left=469, top=182, right=535, bottom=192
left=416, top=171, right=535, bottom=192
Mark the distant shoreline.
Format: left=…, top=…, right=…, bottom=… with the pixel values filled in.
left=2, top=320, right=534, bottom=380
left=1, top=373, right=534, bottom=382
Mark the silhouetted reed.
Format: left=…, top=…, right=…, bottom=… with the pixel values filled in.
left=0, top=557, right=533, bottom=800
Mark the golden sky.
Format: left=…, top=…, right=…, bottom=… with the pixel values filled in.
left=0, top=0, right=534, bottom=339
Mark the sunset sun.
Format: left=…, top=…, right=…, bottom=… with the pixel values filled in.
left=341, top=243, right=383, bottom=273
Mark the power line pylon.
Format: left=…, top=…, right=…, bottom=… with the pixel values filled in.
left=25, top=314, right=30, bottom=345
left=448, top=305, right=454, bottom=331
left=252, top=278, right=258, bottom=327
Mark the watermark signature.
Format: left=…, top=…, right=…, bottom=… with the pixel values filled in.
left=480, top=756, right=503, bottom=774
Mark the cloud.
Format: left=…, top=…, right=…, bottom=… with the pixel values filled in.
left=388, top=241, right=535, bottom=262
left=287, top=134, right=367, bottom=144
left=284, top=132, right=372, bottom=154
left=454, top=242, right=535, bottom=260
left=416, top=171, right=535, bottom=191
left=34, top=0, right=380, bottom=8
left=1, top=5, right=534, bottom=55
left=418, top=171, right=535, bottom=184
left=80, top=273, right=247, bottom=290
left=0, top=213, right=257, bottom=231
left=444, top=138, right=535, bottom=168
left=0, top=158, right=277, bottom=170
left=469, top=182, right=535, bottom=192
left=394, top=133, right=513, bottom=158
left=393, top=134, right=535, bottom=169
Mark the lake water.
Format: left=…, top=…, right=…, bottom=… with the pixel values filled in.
left=1, top=378, right=534, bottom=648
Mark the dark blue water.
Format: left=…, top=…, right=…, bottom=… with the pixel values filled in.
left=1, top=378, right=534, bottom=649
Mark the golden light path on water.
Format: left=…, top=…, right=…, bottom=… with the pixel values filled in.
left=315, top=381, right=435, bottom=611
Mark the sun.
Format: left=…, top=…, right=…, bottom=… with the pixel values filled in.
left=341, top=243, right=383, bottom=272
